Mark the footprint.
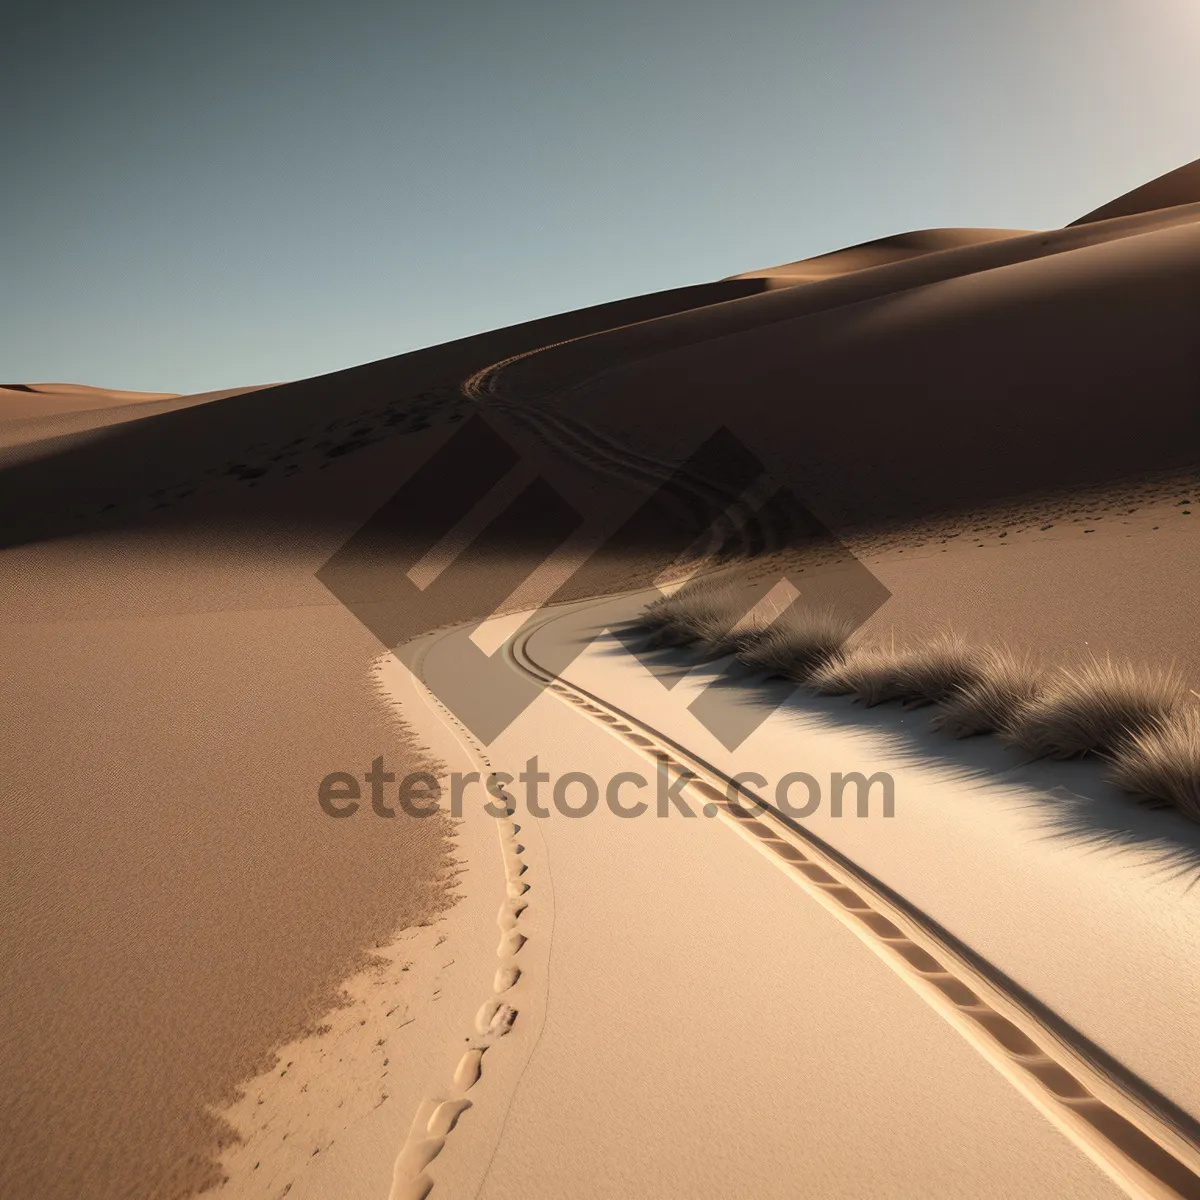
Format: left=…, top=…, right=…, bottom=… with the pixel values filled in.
left=427, top=1098, right=472, bottom=1137
left=485, top=1004, right=517, bottom=1036
left=391, top=1175, right=433, bottom=1200
left=394, top=1137, right=445, bottom=1177
left=497, top=930, right=527, bottom=957
left=497, top=900, right=527, bottom=931
left=475, top=998, right=504, bottom=1034
left=494, top=965, right=521, bottom=993
left=453, top=1048, right=485, bottom=1090
left=475, top=998, right=518, bottom=1036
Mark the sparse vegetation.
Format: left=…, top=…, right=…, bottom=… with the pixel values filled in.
left=931, top=648, right=1043, bottom=738
left=810, top=634, right=984, bottom=707
left=1001, top=658, right=1186, bottom=759
left=640, top=576, right=744, bottom=648
left=734, top=605, right=856, bottom=681
left=638, top=583, right=1200, bottom=823
left=1109, top=709, right=1200, bottom=820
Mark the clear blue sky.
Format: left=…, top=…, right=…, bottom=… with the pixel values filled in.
left=3, top=0, right=1199, bottom=394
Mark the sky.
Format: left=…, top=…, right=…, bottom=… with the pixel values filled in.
left=3, top=0, right=1199, bottom=395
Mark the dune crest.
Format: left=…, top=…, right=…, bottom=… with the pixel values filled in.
left=730, top=227, right=1033, bottom=287
left=0, top=381, right=179, bottom=420
left=1071, top=156, right=1200, bottom=225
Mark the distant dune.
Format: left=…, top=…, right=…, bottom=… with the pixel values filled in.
left=1071, top=154, right=1200, bottom=224
left=0, top=381, right=179, bottom=419
left=0, top=380, right=281, bottom=450
left=502, top=204, right=1200, bottom=528
left=729, top=226, right=1032, bottom=287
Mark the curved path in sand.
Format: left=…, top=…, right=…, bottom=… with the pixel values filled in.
left=356, top=585, right=1198, bottom=1200
left=223, top=204, right=1200, bottom=1198
left=366, top=219, right=1200, bottom=1197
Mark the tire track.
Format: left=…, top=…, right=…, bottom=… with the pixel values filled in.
left=504, top=598, right=1200, bottom=1200
left=462, top=341, right=794, bottom=568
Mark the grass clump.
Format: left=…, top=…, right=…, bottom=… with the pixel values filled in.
left=734, top=606, right=857, bottom=682
left=645, top=586, right=1200, bottom=825
left=1108, top=709, right=1200, bottom=821
left=1001, top=657, right=1187, bottom=759
left=640, top=575, right=820, bottom=660
left=810, top=634, right=985, bottom=707
left=639, top=576, right=745, bottom=649
left=931, top=648, right=1043, bottom=738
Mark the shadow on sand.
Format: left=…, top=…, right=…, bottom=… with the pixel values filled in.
left=592, top=618, right=1200, bottom=887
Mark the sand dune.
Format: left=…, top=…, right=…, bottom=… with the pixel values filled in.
left=6, top=157, right=1200, bottom=1198
left=499, top=205, right=1200, bottom=675
left=0, top=381, right=178, bottom=418
left=481, top=200, right=1200, bottom=448
left=730, top=226, right=1033, bottom=286
left=1072, top=155, right=1200, bottom=225
left=0, top=279, right=771, bottom=1200
left=0, top=382, right=281, bottom=452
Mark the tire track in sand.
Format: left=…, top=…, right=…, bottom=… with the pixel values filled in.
left=463, top=344, right=795, bottom=565
left=504, top=598, right=1200, bottom=1200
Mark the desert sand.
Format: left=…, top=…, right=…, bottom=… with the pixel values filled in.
left=1072, top=155, right=1200, bottom=225
left=729, top=226, right=1034, bottom=286
left=5, top=159, right=1200, bottom=1198
left=0, top=382, right=180, bottom=416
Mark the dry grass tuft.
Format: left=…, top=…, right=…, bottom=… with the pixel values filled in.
left=808, top=643, right=898, bottom=699
left=735, top=606, right=857, bottom=681
left=639, top=576, right=745, bottom=649
left=930, top=648, right=1043, bottom=738
left=641, top=575, right=725, bottom=630
left=1108, top=708, right=1200, bottom=822
left=644, top=587, right=1200, bottom=823
left=810, top=634, right=985, bottom=707
left=1001, top=658, right=1187, bottom=759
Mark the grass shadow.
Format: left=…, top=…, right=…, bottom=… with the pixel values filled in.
left=583, top=620, right=1200, bottom=882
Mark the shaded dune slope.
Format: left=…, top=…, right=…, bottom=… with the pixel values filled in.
left=1072, top=155, right=1200, bottom=225
left=4, top=191, right=1198, bottom=578
left=0, top=279, right=765, bottom=553
left=488, top=204, right=1200, bottom=530
left=0, top=382, right=276, bottom=445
